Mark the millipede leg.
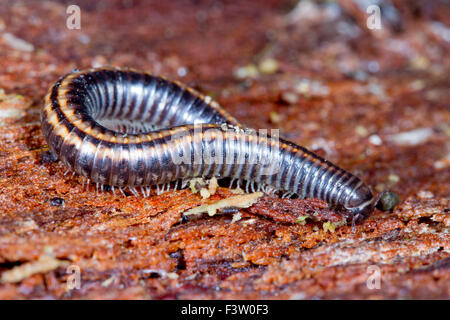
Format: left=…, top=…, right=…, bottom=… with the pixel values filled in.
left=130, top=187, right=138, bottom=196
left=245, top=180, right=250, bottom=193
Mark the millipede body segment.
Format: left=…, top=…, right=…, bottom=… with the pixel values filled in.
left=41, top=68, right=375, bottom=223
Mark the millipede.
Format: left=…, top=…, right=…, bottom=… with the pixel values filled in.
left=41, top=67, right=376, bottom=224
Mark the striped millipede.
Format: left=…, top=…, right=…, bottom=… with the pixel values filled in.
left=41, top=68, right=375, bottom=224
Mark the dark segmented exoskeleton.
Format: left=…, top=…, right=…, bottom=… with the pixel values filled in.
left=41, top=68, right=375, bottom=223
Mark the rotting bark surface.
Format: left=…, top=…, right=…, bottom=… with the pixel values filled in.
left=0, top=0, right=448, bottom=299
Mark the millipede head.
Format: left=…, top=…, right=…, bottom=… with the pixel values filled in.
left=348, top=201, right=375, bottom=226
left=344, top=183, right=376, bottom=225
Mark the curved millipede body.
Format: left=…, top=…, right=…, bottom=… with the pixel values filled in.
left=41, top=68, right=375, bottom=223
